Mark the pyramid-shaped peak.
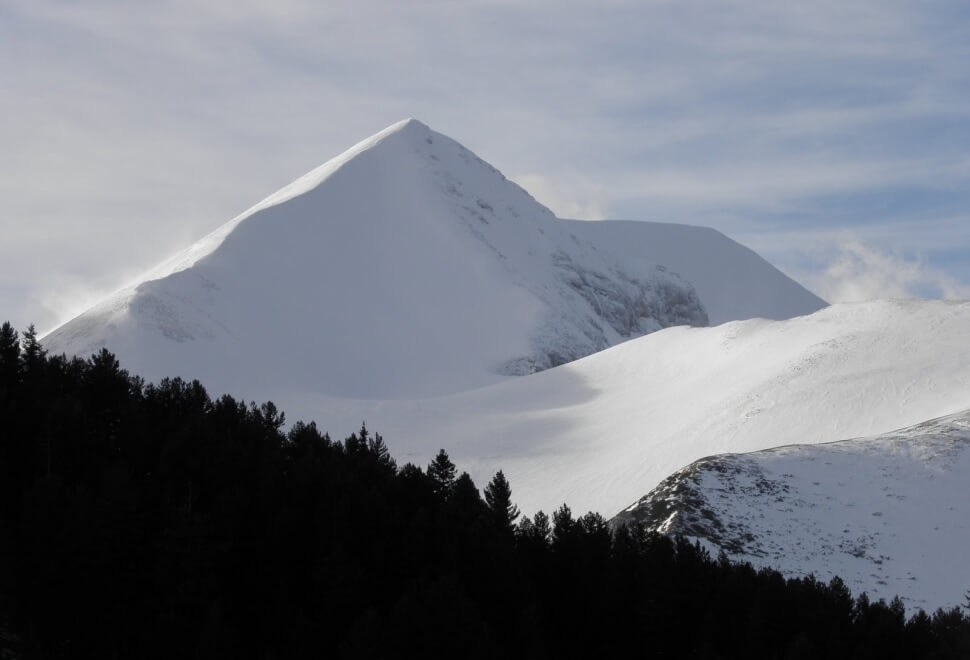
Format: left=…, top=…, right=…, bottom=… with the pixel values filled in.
left=41, top=113, right=830, bottom=410
left=216, top=118, right=443, bottom=225
left=352, top=117, right=437, bottom=153
left=385, top=117, right=431, bottom=134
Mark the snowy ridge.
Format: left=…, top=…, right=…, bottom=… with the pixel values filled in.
left=612, top=411, right=970, bottom=611
left=562, top=219, right=827, bottom=324
left=269, top=299, right=970, bottom=520
left=44, top=119, right=707, bottom=399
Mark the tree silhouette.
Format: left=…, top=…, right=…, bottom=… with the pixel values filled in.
left=0, top=321, right=19, bottom=393
left=484, top=470, right=520, bottom=530
left=427, top=448, right=457, bottom=498
left=21, top=324, right=46, bottom=372
left=368, top=432, right=396, bottom=472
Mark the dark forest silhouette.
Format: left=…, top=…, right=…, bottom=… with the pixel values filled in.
left=1, top=321, right=969, bottom=658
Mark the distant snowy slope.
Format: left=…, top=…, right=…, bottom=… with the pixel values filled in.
left=44, top=119, right=706, bottom=398
left=562, top=220, right=827, bottom=324
left=276, top=299, right=970, bottom=518
left=612, top=411, right=970, bottom=611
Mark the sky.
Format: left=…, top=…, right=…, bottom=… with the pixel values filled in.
left=4, top=1, right=970, bottom=333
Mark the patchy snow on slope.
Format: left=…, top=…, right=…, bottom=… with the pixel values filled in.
left=613, top=411, right=970, bottom=611
left=43, top=119, right=706, bottom=399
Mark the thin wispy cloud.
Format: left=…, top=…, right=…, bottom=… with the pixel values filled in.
left=512, top=174, right=609, bottom=221
left=804, top=235, right=970, bottom=303
left=3, top=1, right=970, bottom=329
left=743, top=223, right=970, bottom=305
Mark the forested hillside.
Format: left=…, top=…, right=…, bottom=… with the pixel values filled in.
left=2, top=321, right=969, bottom=659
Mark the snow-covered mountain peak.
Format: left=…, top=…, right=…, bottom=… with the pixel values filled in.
left=115, top=120, right=439, bottom=287
left=379, top=116, right=431, bottom=137
left=43, top=120, right=708, bottom=398
left=385, top=116, right=427, bottom=132
left=134, top=118, right=520, bottom=283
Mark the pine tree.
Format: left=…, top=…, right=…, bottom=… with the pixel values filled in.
left=532, top=510, right=551, bottom=543
left=344, top=422, right=369, bottom=454
left=450, top=472, right=484, bottom=519
left=551, top=504, right=574, bottom=548
left=255, top=401, right=285, bottom=432
left=484, top=470, right=520, bottom=530
left=427, top=449, right=457, bottom=498
left=0, top=321, right=20, bottom=393
left=367, top=432, right=396, bottom=472
left=0, top=322, right=18, bottom=361
left=398, top=462, right=425, bottom=480
left=21, top=324, right=46, bottom=371
left=516, top=510, right=552, bottom=548
left=85, top=348, right=129, bottom=441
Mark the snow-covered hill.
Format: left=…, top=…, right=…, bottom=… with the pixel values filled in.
left=44, top=118, right=712, bottom=399
left=269, top=299, right=970, bottom=519
left=612, top=411, right=970, bottom=611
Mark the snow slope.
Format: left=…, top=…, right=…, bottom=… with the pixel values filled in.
left=36, top=120, right=970, bottom=609
left=269, top=299, right=970, bottom=520
left=612, top=411, right=970, bottom=611
left=562, top=219, right=827, bottom=324
left=44, top=119, right=707, bottom=399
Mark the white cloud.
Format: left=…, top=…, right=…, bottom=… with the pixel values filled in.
left=804, top=235, right=970, bottom=303
left=512, top=174, right=609, bottom=220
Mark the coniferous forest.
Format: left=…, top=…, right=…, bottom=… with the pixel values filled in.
left=2, top=321, right=970, bottom=659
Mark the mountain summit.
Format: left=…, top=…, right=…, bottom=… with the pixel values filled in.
left=45, top=119, right=716, bottom=398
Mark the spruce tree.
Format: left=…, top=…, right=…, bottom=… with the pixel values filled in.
left=0, top=321, right=18, bottom=362
left=0, top=321, right=19, bottom=393
left=516, top=510, right=551, bottom=548
left=344, top=422, right=369, bottom=454
left=450, top=472, right=484, bottom=518
left=21, top=323, right=46, bottom=371
left=551, top=504, right=574, bottom=548
left=427, top=449, right=457, bottom=498
left=367, top=432, right=396, bottom=471
left=484, top=470, right=520, bottom=530
left=532, top=511, right=551, bottom=542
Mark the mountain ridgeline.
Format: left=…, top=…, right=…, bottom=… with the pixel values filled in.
left=41, top=119, right=822, bottom=401
left=2, top=323, right=969, bottom=659
left=612, top=412, right=970, bottom=611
